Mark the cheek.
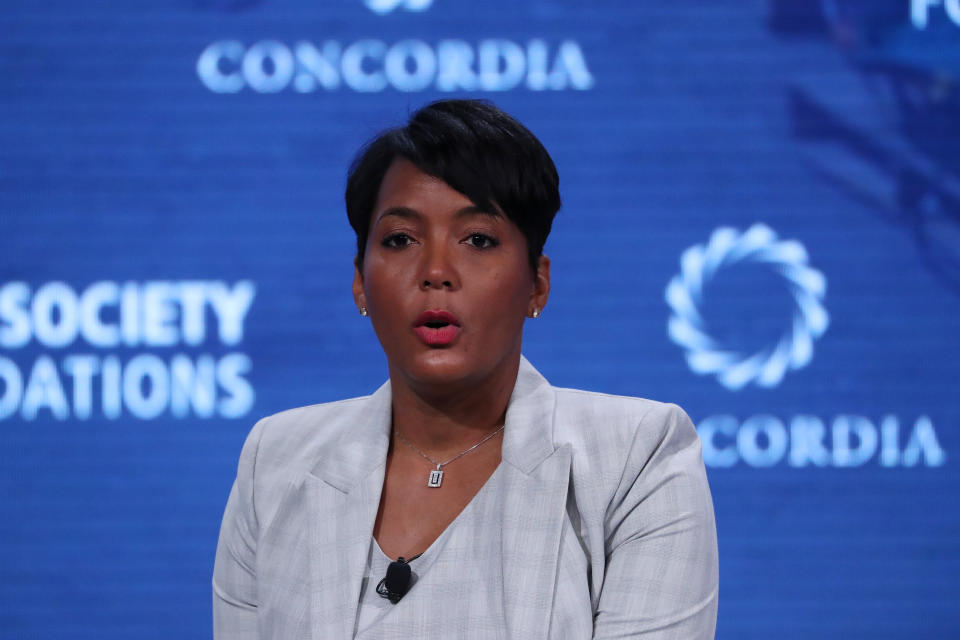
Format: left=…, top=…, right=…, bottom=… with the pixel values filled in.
left=366, top=282, right=402, bottom=321
left=361, top=264, right=405, bottom=319
left=476, top=267, right=532, bottom=321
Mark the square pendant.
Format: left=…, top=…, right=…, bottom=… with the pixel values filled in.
left=427, top=469, right=443, bottom=488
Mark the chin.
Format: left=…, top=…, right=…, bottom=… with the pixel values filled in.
left=400, top=350, right=484, bottom=385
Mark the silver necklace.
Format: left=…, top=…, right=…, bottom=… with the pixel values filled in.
left=394, top=424, right=505, bottom=488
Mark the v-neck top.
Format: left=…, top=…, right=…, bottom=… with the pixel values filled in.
left=353, top=465, right=508, bottom=639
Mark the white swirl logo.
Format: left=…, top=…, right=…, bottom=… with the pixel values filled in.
left=665, top=223, right=829, bottom=390
left=364, top=0, right=433, bottom=14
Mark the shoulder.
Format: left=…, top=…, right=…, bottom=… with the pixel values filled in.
left=243, top=394, right=374, bottom=470
left=552, top=387, right=714, bottom=559
left=256, top=395, right=372, bottom=447
left=228, top=393, right=383, bottom=528
left=552, top=386, right=696, bottom=452
left=231, top=393, right=376, bottom=495
left=551, top=386, right=701, bottom=489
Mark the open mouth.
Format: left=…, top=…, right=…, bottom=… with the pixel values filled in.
left=413, top=309, right=461, bottom=329
left=413, top=310, right=461, bottom=346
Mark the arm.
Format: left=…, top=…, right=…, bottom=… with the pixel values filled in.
left=212, top=417, right=267, bottom=639
left=593, top=404, right=718, bottom=639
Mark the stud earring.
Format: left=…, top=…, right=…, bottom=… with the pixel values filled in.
left=530, top=308, right=540, bottom=318
left=359, top=306, right=368, bottom=316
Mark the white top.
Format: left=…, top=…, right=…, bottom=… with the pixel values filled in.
left=353, top=465, right=508, bottom=639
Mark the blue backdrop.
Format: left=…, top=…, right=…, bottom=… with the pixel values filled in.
left=2, top=0, right=958, bottom=637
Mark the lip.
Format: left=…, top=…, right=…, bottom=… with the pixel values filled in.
left=413, top=310, right=461, bottom=328
left=412, top=309, right=462, bottom=347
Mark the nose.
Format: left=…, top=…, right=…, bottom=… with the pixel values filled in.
left=419, top=240, right=458, bottom=291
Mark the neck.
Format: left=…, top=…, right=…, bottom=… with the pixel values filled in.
left=387, top=352, right=520, bottom=455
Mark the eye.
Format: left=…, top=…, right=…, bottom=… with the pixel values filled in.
left=465, top=233, right=499, bottom=249
left=382, top=232, right=414, bottom=249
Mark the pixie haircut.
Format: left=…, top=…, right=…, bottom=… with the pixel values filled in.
left=345, top=99, right=561, bottom=275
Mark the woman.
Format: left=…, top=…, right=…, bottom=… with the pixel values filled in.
left=213, top=99, right=718, bottom=639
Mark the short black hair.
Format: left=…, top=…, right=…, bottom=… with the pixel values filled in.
left=345, top=99, right=561, bottom=274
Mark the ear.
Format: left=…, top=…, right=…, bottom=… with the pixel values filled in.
left=352, top=255, right=366, bottom=311
left=529, top=254, right=550, bottom=315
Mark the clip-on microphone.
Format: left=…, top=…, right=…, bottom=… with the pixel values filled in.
left=376, top=554, right=422, bottom=604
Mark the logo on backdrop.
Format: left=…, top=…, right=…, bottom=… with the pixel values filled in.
left=0, top=280, right=256, bottom=422
left=364, top=0, right=433, bottom=14
left=197, top=0, right=594, bottom=93
left=665, top=223, right=829, bottom=391
left=665, top=225, right=946, bottom=469
left=911, top=0, right=960, bottom=29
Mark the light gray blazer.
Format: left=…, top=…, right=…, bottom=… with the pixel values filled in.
left=213, top=355, right=718, bottom=639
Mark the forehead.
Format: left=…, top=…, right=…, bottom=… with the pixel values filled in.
left=372, top=158, right=481, bottom=224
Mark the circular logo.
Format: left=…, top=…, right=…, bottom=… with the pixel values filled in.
left=665, top=224, right=829, bottom=390
left=364, top=0, right=434, bottom=14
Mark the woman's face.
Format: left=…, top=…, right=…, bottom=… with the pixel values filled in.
left=353, top=158, right=550, bottom=392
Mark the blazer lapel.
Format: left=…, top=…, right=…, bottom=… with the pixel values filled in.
left=500, top=356, right=572, bottom=640
left=301, top=354, right=568, bottom=639
left=306, top=379, right=392, bottom=640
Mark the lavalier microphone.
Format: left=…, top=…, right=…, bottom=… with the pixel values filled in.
left=375, top=554, right=421, bottom=604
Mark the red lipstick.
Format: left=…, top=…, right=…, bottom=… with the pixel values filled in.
left=413, top=310, right=461, bottom=347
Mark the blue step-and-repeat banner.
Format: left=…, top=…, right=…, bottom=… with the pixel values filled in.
left=2, top=0, right=958, bottom=637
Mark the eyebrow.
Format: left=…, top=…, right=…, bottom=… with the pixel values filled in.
left=374, top=205, right=502, bottom=226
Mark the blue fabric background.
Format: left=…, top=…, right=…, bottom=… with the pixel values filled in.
left=1, top=0, right=958, bottom=637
